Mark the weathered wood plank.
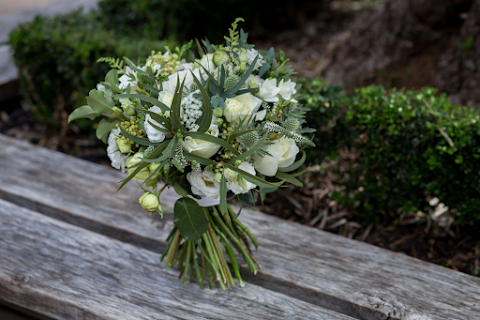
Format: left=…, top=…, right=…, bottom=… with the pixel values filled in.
left=1, top=134, right=480, bottom=320
left=0, top=199, right=355, bottom=320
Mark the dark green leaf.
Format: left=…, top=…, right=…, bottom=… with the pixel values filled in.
left=174, top=197, right=209, bottom=241
left=114, top=94, right=169, bottom=113
left=277, top=152, right=306, bottom=172
left=220, top=175, right=227, bottom=214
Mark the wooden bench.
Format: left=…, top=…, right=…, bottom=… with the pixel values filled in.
left=0, top=133, right=479, bottom=320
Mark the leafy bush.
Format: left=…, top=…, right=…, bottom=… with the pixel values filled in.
left=8, top=9, right=171, bottom=127
left=303, top=80, right=480, bottom=227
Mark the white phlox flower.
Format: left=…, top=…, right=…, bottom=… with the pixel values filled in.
left=186, top=170, right=220, bottom=199
left=118, top=67, right=138, bottom=90
left=145, top=106, right=172, bottom=143
left=226, top=162, right=257, bottom=194
left=107, top=127, right=127, bottom=172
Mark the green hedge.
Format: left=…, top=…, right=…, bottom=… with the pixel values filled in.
left=8, top=10, right=170, bottom=126
left=302, top=82, right=480, bottom=227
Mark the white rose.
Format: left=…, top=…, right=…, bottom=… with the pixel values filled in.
left=126, top=152, right=151, bottom=181
left=106, top=127, right=127, bottom=172
left=224, top=93, right=262, bottom=123
left=162, top=65, right=204, bottom=92
left=256, top=78, right=281, bottom=102
left=195, top=53, right=216, bottom=73
left=187, top=170, right=220, bottom=199
left=278, top=79, right=297, bottom=101
left=144, top=106, right=172, bottom=143
left=253, top=138, right=299, bottom=176
left=253, top=141, right=280, bottom=177
left=158, top=91, right=174, bottom=107
left=226, top=162, right=256, bottom=195
left=183, top=124, right=221, bottom=159
left=277, top=138, right=299, bottom=168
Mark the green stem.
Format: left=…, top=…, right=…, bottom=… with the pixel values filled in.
left=193, top=242, right=204, bottom=289
left=202, top=232, right=227, bottom=290
left=183, top=241, right=192, bottom=286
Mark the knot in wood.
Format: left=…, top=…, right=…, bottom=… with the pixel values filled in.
left=14, top=275, right=30, bottom=284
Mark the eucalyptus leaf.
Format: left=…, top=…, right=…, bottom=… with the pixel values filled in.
left=96, top=119, right=118, bottom=143
left=68, top=105, right=97, bottom=123
left=105, top=69, right=118, bottom=85
left=87, top=89, right=115, bottom=115
left=114, top=94, right=169, bottom=113
left=174, top=197, right=209, bottom=241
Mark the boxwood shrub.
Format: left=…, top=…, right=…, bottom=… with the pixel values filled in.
left=8, top=9, right=171, bottom=126
left=303, top=81, right=480, bottom=227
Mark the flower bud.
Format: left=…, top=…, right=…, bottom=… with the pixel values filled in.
left=122, top=103, right=136, bottom=116
left=213, top=107, right=224, bottom=117
left=149, top=162, right=161, bottom=175
left=214, top=172, right=223, bottom=183
left=238, top=62, right=247, bottom=74
left=216, top=118, right=224, bottom=126
left=139, top=192, right=160, bottom=212
left=213, top=50, right=228, bottom=66
left=235, top=160, right=242, bottom=166
left=248, top=77, right=257, bottom=89
left=237, top=175, right=248, bottom=191
left=224, top=168, right=238, bottom=181
left=126, top=152, right=151, bottom=180
left=116, top=139, right=132, bottom=154
left=239, top=49, right=248, bottom=63
left=112, top=107, right=123, bottom=116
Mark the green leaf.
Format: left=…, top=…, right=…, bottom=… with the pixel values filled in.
left=191, top=71, right=213, bottom=133
left=228, top=135, right=267, bottom=163
left=170, top=75, right=187, bottom=133
left=114, top=94, right=169, bottom=113
left=145, top=110, right=171, bottom=130
left=174, top=197, right=209, bottom=241
left=184, top=153, right=217, bottom=166
left=105, top=69, right=118, bottom=85
left=275, top=168, right=307, bottom=179
left=87, top=89, right=115, bottom=115
left=96, top=119, right=118, bottom=143
left=284, top=176, right=303, bottom=187
left=174, top=181, right=190, bottom=197
left=220, top=175, right=227, bottom=214
left=186, top=132, right=240, bottom=155
left=68, top=105, right=97, bottom=123
left=277, top=152, right=306, bottom=172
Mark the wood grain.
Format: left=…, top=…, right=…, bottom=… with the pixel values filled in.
left=0, top=198, right=355, bottom=320
left=1, top=134, right=480, bottom=320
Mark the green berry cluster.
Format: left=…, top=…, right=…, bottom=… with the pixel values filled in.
left=115, top=117, right=146, bottom=148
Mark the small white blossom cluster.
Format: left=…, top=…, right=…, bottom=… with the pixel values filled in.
left=181, top=91, right=203, bottom=132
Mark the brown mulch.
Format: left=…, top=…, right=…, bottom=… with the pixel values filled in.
left=1, top=0, right=479, bottom=278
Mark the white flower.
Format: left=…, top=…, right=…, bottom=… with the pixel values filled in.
left=96, top=83, right=106, bottom=92
left=278, top=79, right=297, bottom=101
left=158, top=91, right=174, bottom=107
left=162, top=67, right=203, bottom=92
left=144, top=106, right=172, bottom=143
left=226, top=162, right=256, bottom=195
left=253, top=141, right=280, bottom=176
left=107, top=127, right=127, bottom=172
left=246, top=49, right=266, bottom=71
left=118, top=67, right=138, bottom=90
left=253, top=138, right=299, bottom=176
left=195, top=53, right=216, bottom=73
left=256, top=78, right=281, bottom=102
left=126, top=152, right=151, bottom=181
left=187, top=170, right=220, bottom=199
left=277, top=138, right=299, bottom=168
left=224, top=93, right=262, bottom=123
left=183, top=124, right=221, bottom=159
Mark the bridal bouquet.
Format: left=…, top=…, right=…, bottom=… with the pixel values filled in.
left=69, top=18, right=314, bottom=290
